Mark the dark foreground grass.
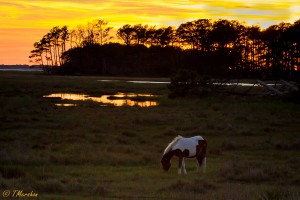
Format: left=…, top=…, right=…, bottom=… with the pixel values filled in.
left=0, top=71, right=300, bottom=199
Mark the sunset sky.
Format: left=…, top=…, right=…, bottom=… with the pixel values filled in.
left=0, top=0, right=299, bottom=65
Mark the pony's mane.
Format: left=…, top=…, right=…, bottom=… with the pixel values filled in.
left=163, top=135, right=183, bottom=155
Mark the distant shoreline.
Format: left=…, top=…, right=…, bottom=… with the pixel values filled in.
left=0, top=65, right=43, bottom=72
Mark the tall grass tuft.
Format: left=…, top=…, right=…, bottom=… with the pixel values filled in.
left=159, top=179, right=217, bottom=194
left=34, top=179, right=66, bottom=193
left=259, top=187, right=300, bottom=200
left=0, top=166, right=26, bottom=179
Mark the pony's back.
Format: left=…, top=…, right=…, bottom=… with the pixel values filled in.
left=163, top=135, right=183, bottom=155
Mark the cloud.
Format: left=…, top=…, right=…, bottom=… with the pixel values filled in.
left=1, top=0, right=299, bottom=29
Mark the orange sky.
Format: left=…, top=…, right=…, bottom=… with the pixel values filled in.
left=0, top=0, right=299, bottom=65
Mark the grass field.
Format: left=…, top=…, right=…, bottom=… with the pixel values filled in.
left=1, top=71, right=300, bottom=199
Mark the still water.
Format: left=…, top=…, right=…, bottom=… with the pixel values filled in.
left=97, top=79, right=267, bottom=87
left=43, top=92, right=158, bottom=107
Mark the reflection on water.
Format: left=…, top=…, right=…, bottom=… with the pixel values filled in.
left=43, top=92, right=158, bottom=107
left=127, top=81, right=170, bottom=84
left=97, top=80, right=170, bottom=84
left=54, top=103, right=77, bottom=107
left=213, top=82, right=255, bottom=87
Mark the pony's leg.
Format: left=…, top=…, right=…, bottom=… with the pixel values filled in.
left=178, top=157, right=183, bottom=174
left=196, top=159, right=200, bottom=173
left=182, top=158, right=187, bottom=175
left=202, top=157, right=206, bottom=173
left=196, top=156, right=206, bottom=173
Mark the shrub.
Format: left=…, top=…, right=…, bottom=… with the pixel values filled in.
left=168, top=70, right=212, bottom=98
left=0, top=166, right=26, bottom=179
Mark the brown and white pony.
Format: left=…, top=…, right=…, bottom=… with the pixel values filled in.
left=161, top=135, right=207, bottom=175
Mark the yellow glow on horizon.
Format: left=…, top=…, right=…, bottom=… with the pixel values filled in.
left=0, top=0, right=299, bottom=64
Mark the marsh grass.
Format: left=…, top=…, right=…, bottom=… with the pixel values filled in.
left=0, top=71, right=300, bottom=199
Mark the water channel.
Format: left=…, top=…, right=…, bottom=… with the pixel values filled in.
left=43, top=92, right=159, bottom=107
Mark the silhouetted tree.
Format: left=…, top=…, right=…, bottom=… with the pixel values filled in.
left=291, top=19, right=300, bottom=73
left=207, top=20, right=243, bottom=77
left=132, top=24, right=148, bottom=45
left=156, top=26, right=176, bottom=47
left=241, top=25, right=263, bottom=77
left=194, top=19, right=213, bottom=52
left=145, top=26, right=157, bottom=46
left=176, top=21, right=199, bottom=49
left=117, top=24, right=135, bottom=45
left=69, top=25, right=86, bottom=48
left=31, top=18, right=300, bottom=80
left=93, top=20, right=113, bottom=45
left=29, top=42, right=44, bottom=65
left=261, top=23, right=292, bottom=79
left=29, top=26, right=70, bottom=71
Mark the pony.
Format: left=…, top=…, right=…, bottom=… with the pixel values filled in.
left=161, top=135, right=207, bottom=175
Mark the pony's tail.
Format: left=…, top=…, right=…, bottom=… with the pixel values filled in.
left=201, top=139, right=207, bottom=174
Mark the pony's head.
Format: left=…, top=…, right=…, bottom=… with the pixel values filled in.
left=161, top=135, right=182, bottom=172
left=161, top=157, right=171, bottom=171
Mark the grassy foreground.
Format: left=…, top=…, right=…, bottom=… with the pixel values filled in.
left=0, top=71, right=300, bottom=199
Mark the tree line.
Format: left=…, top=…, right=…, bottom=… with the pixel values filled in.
left=29, top=18, right=300, bottom=80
